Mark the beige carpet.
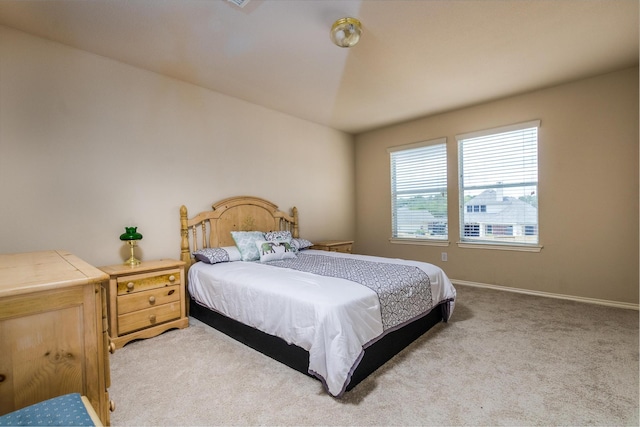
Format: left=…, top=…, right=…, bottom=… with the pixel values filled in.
left=108, top=285, right=639, bottom=426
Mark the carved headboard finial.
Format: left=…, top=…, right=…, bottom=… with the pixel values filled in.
left=179, top=205, right=190, bottom=265
left=292, top=207, right=299, bottom=238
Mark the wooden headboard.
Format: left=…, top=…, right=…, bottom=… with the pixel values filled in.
left=180, top=196, right=299, bottom=267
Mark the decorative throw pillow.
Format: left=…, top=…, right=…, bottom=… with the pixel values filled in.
left=291, top=237, right=313, bottom=251
left=255, top=239, right=297, bottom=262
left=193, top=246, right=241, bottom=264
left=264, top=230, right=292, bottom=242
left=231, top=231, right=265, bottom=261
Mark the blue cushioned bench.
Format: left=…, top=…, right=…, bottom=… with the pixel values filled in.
left=0, top=393, right=102, bottom=426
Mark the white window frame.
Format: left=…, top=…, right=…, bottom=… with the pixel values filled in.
left=388, top=138, right=449, bottom=246
left=457, top=120, right=542, bottom=252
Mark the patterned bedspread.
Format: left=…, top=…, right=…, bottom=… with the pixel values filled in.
left=268, top=253, right=433, bottom=331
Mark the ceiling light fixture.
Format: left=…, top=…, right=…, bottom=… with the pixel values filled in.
left=330, top=17, right=362, bottom=48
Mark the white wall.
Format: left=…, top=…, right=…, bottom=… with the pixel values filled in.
left=0, top=26, right=355, bottom=266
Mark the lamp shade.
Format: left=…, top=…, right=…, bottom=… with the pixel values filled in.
left=330, top=17, right=362, bottom=48
left=119, top=226, right=143, bottom=241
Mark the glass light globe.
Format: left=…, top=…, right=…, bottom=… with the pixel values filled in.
left=330, top=17, right=362, bottom=48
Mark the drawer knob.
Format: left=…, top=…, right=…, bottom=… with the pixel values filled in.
left=109, top=400, right=116, bottom=412
left=109, top=342, right=116, bottom=354
left=126, top=282, right=134, bottom=290
left=0, top=374, right=6, bottom=383
left=168, top=275, right=176, bottom=282
left=148, top=296, right=156, bottom=304
left=149, top=314, right=156, bottom=324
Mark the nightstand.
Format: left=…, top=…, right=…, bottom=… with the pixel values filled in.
left=312, top=240, right=354, bottom=253
left=99, top=259, right=188, bottom=349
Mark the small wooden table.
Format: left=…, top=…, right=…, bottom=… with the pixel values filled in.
left=99, top=259, right=188, bottom=349
left=311, top=240, right=354, bottom=254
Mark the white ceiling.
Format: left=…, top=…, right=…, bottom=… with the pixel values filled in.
left=0, top=0, right=637, bottom=134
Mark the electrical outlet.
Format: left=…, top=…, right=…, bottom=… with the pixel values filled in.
left=441, top=252, right=448, bottom=262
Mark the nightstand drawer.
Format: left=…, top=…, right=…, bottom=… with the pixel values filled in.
left=118, top=302, right=181, bottom=335
left=117, top=285, right=181, bottom=315
left=116, top=268, right=181, bottom=295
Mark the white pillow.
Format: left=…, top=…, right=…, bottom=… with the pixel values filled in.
left=255, top=240, right=297, bottom=262
left=225, top=245, right=242, bottom=261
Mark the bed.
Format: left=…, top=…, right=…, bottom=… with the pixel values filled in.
left=179, top=196, right=456, bottom=397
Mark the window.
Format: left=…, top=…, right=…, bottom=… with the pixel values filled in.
left=457, top=120, right=539, bottom=246
left=467, top=204, right=487, bottom=212
left=389, top=138, right=447, bottom=241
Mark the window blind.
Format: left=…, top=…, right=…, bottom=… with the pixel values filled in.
left=389, top=138, right=447, bottom=240
left=457, top=121, right=539, bottom=245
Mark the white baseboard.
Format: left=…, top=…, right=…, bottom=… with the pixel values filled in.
left=451, top=279, right=639, bottom=311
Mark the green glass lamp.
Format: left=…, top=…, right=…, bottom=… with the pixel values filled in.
left=120, top=226, right=143, bottom=266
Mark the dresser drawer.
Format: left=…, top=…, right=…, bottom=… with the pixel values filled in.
left=117, top=285, right=181, bottom=315
left=116, top=268, right=181, bottom=295
left=117, top=302, right=181, bottom=335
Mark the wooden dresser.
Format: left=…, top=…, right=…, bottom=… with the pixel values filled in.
left=0, top=250, right=113, bottom=425
left=99, top=259, right=188, bottom=349
left=312, top=240, right=354, bottom=253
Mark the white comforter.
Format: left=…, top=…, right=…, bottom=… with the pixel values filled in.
left=188, top=249, right=456, bottom=396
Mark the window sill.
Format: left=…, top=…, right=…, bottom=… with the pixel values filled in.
left=456, top=241, right=543, bottom=252
left=390, top=238, right=450, bottom=247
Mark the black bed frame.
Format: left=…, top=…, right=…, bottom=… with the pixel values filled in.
left=189, top=299, right=447, bottom=393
